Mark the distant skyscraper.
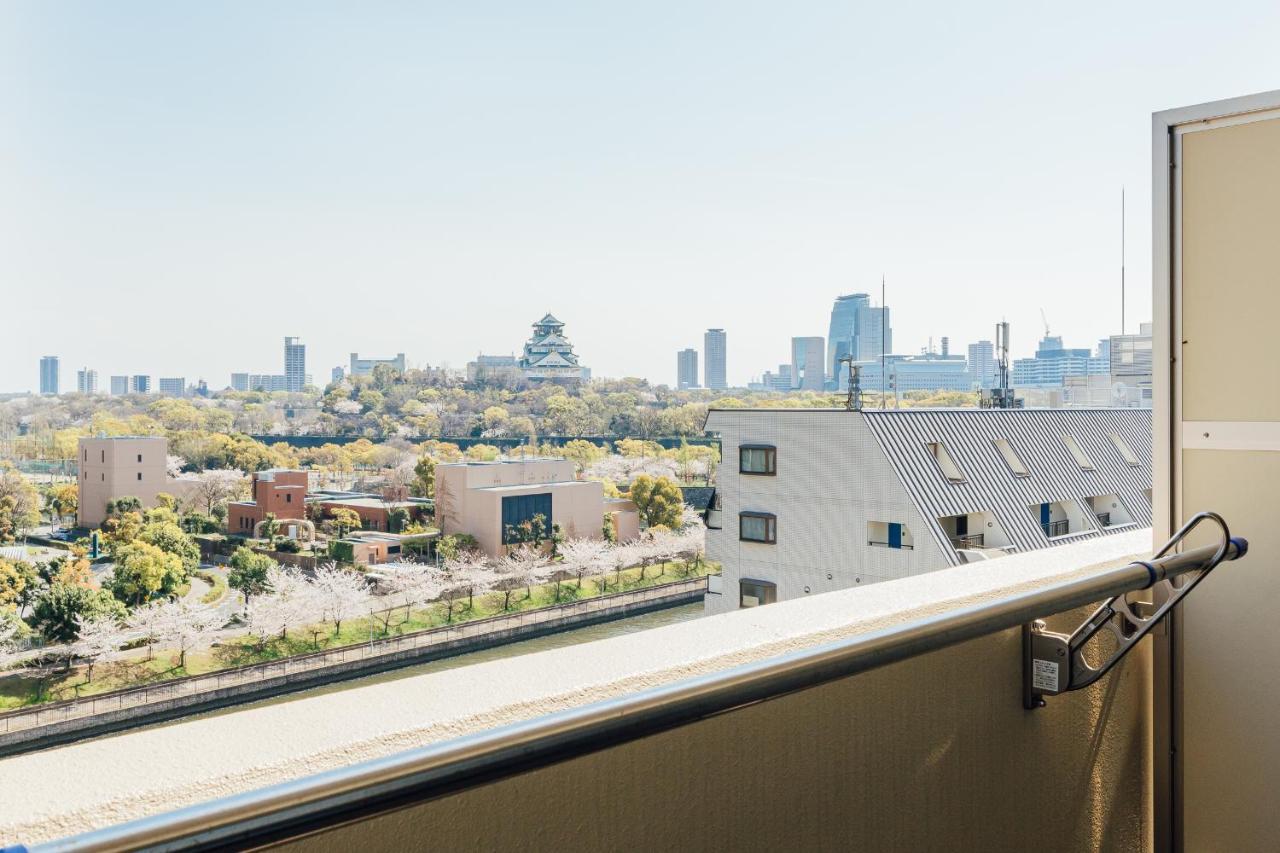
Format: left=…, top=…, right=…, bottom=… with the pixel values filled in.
left=968, top=340, right=996, bottom=389
left=331, top=366, right=346, bottom=383
left=39, top=356, right=59, bottom=395
left=790, top=337, right=825, bottom=390
left=704, top=329, right=727, bottom=390
left=131, top=375, right=152, bottom=394
left=827, top=294, right=891, bottom=384
left=349, top=353, right=406, bottom=377
left=677, top=348, right=699, bottom=389
left=76, top=368, right=98, bottom=395
left=158, top=377, right=186, bottom=397
left=284, top=336, right=306, bottom=392
left=110, top=375, right=129, bottom=395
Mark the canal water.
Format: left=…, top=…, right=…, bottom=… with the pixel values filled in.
left=116, top=601, right=705, bottom=736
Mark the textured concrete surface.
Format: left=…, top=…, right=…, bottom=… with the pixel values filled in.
left=0, top=529, right=1150, bottom=844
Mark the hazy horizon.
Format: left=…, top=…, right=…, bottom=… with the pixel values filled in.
left=3, top=2, right=1276, bottom=393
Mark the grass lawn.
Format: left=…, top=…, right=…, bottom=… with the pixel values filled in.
left=0, top=559, right=717, bottom=710
left=196, top=570, right=228, bottom=605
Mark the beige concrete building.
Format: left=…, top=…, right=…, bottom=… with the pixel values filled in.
left=77, top=436, right=169, bottom=527
left=434, top=458, right=632, bottom=556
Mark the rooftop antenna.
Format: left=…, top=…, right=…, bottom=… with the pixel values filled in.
left=1121, top=186, right=1126, bottom=335
left=840, top=355, right=862, bottom=411
left=880, top=273, right=886, bottom=408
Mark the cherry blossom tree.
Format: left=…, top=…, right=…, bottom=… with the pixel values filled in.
left=155, top=599, right=222, bottom=669
left=245, top=566, right=320, bottom=644
left=492, top=546, right=545, bottom=610
left=376, top=563, right=450, bottom=630
left=312, top=562, right=370, bottom=635
left=72, top=613, right=127, bottom=682
left=126, top=599, right=169, bottom=661
left=558, top=538, right=611, bottom=591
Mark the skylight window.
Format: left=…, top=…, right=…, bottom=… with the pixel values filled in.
left=1109, top=433, right=1141, bottom=466
left=992, top=439, right=1029, bottom=477
left=1061, top=436, right=1095, bottom=471
left=926, top=442, right=965, bottom=483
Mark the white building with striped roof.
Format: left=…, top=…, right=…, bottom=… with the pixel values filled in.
left=703, top=407, right=1151, bottom=614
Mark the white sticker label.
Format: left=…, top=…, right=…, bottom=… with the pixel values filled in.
left=1032, top=659, right=1060, bottom=692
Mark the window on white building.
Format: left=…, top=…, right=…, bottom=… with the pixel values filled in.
left=992, top=439, right=1030, bottom=477
left=739, top=512, right=776, bottom=543
left=925, top=442, right=965, bottom=483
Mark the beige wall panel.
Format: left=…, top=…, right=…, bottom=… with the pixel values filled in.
left=279, top=614, right=1151, bottom=853
left=1180, top=119, right=1280, bottom=422
left=1179, top=449, right=1280, bottom=852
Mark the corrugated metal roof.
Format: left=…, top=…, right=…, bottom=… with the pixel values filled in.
left=862, top=408, right=1152, bottom=565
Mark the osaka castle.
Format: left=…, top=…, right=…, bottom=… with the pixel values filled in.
left=519, top=313, right=590, bottom=383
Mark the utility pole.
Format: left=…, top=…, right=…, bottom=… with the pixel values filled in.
left=880, top=274, right=886, bottom=407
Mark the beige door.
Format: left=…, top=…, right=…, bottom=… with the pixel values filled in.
left=1164, top=101, right=1280, bottom=851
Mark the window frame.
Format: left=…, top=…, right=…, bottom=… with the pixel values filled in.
left=1108, top=433, right=1141, bottom=467
left=991, top=438, right=1030, bottom=478
left=738, top=444, right=777, bottom=476
left=1061, top=435, right=1095, bottom=471
left=738, top=511, right=777, bottom=544
left=925, top=442, right=966, bottom=484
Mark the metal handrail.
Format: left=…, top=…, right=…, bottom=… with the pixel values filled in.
left=39, top=539, right=1244, bottom=852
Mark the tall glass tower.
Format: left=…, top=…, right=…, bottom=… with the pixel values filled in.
left=826, top=293, right=891, bottom=387
left=284, top=336, right=306, bottom=393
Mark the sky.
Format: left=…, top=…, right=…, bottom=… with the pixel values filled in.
left=2, top=1, right=1278, bottom=392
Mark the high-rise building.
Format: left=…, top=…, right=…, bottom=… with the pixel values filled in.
left=249, top=374, right=287, bottom=393
left=331, top=366, right=346, bottom=383
left=130, top=375, right=151, bottom=394
left=349, top=353, right=406, bottom=377
left=967, top=340, right=996, bottom=389
left=230, top=373, right=249, bottom=392
left=39, top=356, right=59, bottom=395
left=677, top=349, right=699, bottom=389
left=109, top=375, right=129, bottom=395
left=789, top=337, right=825, bottom=390
left=158, top=377, right=186, bottom=397
left=704, top=329, right=727, bottom=390
left=1010, top=336, right=1108, bottom=389
left=827, top=294, right=891, bottom=385
left=284, top=336, right=306, bottom=392
left=76, top=368, right=99, bottom=395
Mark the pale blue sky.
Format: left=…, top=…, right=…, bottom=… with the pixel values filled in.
left=2, top=2, right=1277, bottom=391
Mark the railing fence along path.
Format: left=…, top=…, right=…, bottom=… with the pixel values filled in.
left=0, top=576, right=708, bottom=735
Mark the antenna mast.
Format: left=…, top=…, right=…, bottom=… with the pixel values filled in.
left=1121, top=186, right=1126, bottom=335
left=880, top=274, right=886, bottom=408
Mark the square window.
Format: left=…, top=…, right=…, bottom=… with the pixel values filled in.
left=739, top=512, right=776, bottom=543
left=739, top=578, right=777, bottom=608
left=739, top=445, right=776, bottom=475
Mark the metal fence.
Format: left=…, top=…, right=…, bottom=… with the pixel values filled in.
left=0, top=575, right=709, bottom=736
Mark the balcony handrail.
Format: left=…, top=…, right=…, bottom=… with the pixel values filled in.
left=42, top=537, right=1244, bottom=852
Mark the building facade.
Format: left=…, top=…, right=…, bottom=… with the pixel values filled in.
left=76, top=369, right=99, bottom=395
left=349, top=353, right=406, bottom=377
left=852, top=355, right=971, bottom=394
left=158, top=377, right=186, bottom=397
left=704, top=328, right=727, bottom=390
left=703, top=407, right=1151, bottom=614
left=434, top=458, right=634, bottom=556
left=518, top=314, right=589, bottom=383
left=1011, top=335, right=1108, bottom=389
left=130, top=375, right=151, bottom=394
left=109, top=375, right=130, bottom=396
left=77, top=436, right=170, bottom=527
left=827, top=294, right=891, bottom=384
left=226, top=469, right=309, bottom=535
left=967, top=340, right=996, bottom=389
left=39, top=356, right=59, bottom=396
left=677, top=348, right=699, bottom=389
left=790, top=336, right=825, bottom=390
left=284, top=337, right=306, bottom=392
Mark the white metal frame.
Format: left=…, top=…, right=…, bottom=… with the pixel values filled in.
left=1151, top=88, right=1280, bottom=853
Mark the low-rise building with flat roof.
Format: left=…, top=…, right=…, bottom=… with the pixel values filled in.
left=227, top=470, right=310, bottom=537
left=435, top=458, right=634, bottom=556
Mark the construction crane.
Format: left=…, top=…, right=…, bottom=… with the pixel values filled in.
left=1039, top=308, right=1051, bottom=339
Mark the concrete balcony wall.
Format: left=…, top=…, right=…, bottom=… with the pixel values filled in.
left=0, top=531, right=1152, bottom=849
